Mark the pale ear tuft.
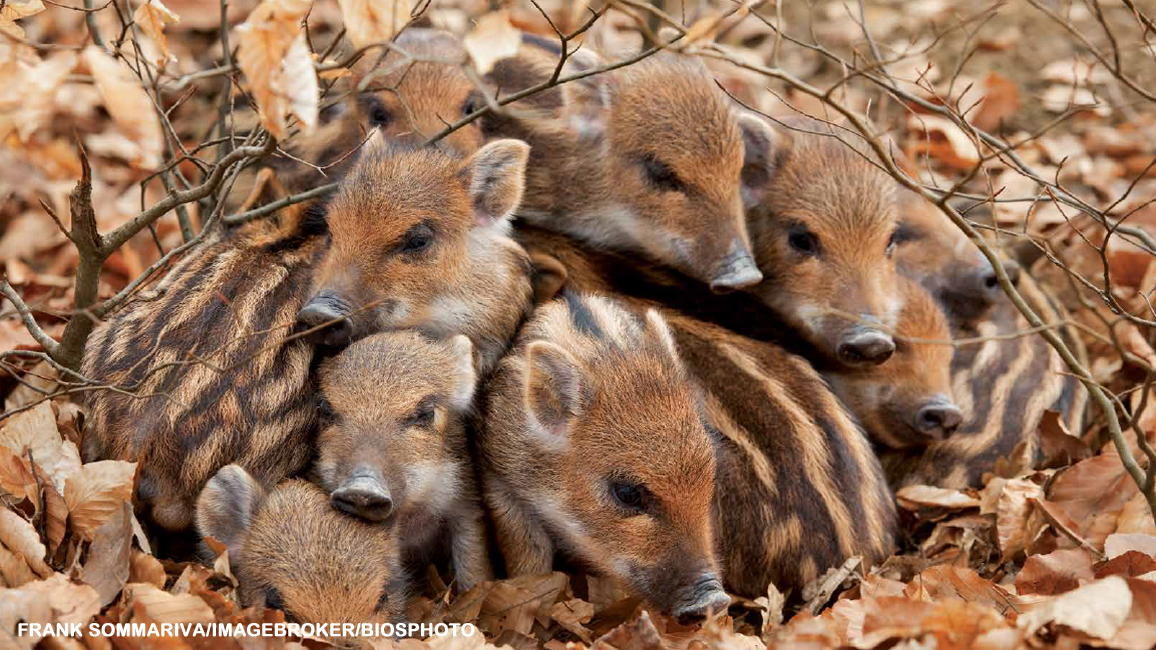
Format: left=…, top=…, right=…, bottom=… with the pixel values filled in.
left=643, top=309, right=682, bottom=368
left=466, top=139, right=530, bottom=227
left=195, top=464, right=265, bottom=562
left=523, top=340, right=586, bottom=444
left=448, top=334, right=477, bottom=410
left=737, top=113, right=777, bottom=208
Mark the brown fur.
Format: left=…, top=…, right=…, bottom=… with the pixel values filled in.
left=81, top=143, right=534, bottom=532
left=745, top=117, right=904, bottom=365
left=312, top=331, right=491, bottom=590
left=479, top=293, right=730, bottom=620
left=485, top=46, right=774, bottom=291
left=297, top=137, right=535, bottom=377
left=825, top=278, right=959, bottom=450
left=196, top=466, right=406, bottom=640
left=880, top=273, right=1089, bottom=488
left=513, top=227, right=897, bottom=598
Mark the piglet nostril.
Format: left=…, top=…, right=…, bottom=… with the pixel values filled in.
left=331, top=487, right=394, bottom=523
left=916, top=402, right=963, bottom=438
left=709, top=255, right=763, bottom=294
left=296, top=300, right=353, bottom=347
left=836, top=329, right=895, bottom=367
left=672, top=575, right=730, bottom=625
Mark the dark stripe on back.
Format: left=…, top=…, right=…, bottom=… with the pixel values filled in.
left=563, top=290, right=605, bottom=339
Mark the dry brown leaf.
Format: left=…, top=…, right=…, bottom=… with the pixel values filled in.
left=64, top=460, right=137, bottom=541
left=0, top=448, right=37, bottom=504
left=856, top=597, right=1012, bottom=649
left=1015, top=548, right=1095, bottom=595
left=0, top=400, right=80, bottom=494
left=124, top=582, right=216, bottom=624
left=995, top=477, right=1043, bottom=559
left=133, top=0, right=181, bottom=64
left=972, top=72, right=1020, bottom=132
left=1018, top=576, right=1132, bottom=641
left=1097, top=551, right=1156, bottom=579
left=463, top=10, right=520, bottom=76
left=1041, top=58, right=1111, bottom=86
left=1116, top=492, right=1156, bottom=537
left=234, top=0, right=318, bottom=140
left=79, top=501, right=133, bottom=607
left=35, top=463, right=68, bottom=557
left=0, top=49, right=77, bottom=142
left=0, top=573, right=100, bottom=648
left=0, top=0, right=45, bottom=40
left=1047, top=453, right=1138, bottom=549
left=896, top=485, right=980, bottom=511
left=902, top=565, right=1017, bottom=612
left=551, top=598, right=595, bottom=643
left=0, top=544, right=37, bottom=587
left=475, top=572, right=568, bottom=637
left=908, top=114, right=981, bottom=171
left=0, top=507, right=52, bottom=578
left=337, top=0, right=412, bottom=50
left=1106, top=534, right=1156, bottom=560
left=128, top=550, right=167, bottom=589
left=82, top=46, right=163, bottom=168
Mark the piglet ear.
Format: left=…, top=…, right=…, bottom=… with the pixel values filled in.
left=448, top=334, right=477, bottom=410
left=465, top=139, right=530, bottom=227
left=737, top=113, right=777, bottom=209
left=195, top=465, right=266, bottom=562
left=523, top=340, right=586, bottom=445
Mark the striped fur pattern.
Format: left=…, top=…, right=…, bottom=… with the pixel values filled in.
left=485, top=44, right=774, bottom=291
left=82, top=214, right=326, bottom=532
left=196, top=466, right=407, bottom=637
left=81, top=144, right=535, bottom=532
left=480, top=293, right=730, bottom=619
left=880, top=273, right=1088, bottom=488
left=514, top=227, right=897, bottom=598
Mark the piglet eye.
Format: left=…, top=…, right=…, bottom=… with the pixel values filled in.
left=640, top=155, right=684, bottom=192
left=609, top=480, right=649, bottom=513
left=462, top=95, right=479, bottom=116
left=408, top=396, right=437, bottom=427
left=787, top=225, right=819, bottom=256
left=369, top=103, right=391, bottom=128
left=411, top=406, right=435, bottom=427
left=398, top=222, right=435, bottom=254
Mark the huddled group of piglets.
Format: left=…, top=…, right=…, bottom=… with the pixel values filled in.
left=78, top=28, right=1087, bottom=640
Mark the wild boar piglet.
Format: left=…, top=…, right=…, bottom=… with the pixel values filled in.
left=487, top=47, right=776, bottom=292
left=481, top=292, right=729, bottom=624
left=824, top=278, right=962, bottom=449
left=196, top=465, right=407, bottom=638
left=312, top=331, right=491, bottom=590
left=82, top=137, right=533, bottom=533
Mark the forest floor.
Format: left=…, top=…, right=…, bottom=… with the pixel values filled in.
left=4, top=1, right=1156, bottom=649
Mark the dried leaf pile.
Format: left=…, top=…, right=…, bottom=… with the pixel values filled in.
left=4, top=0, right=1156, bottom=649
